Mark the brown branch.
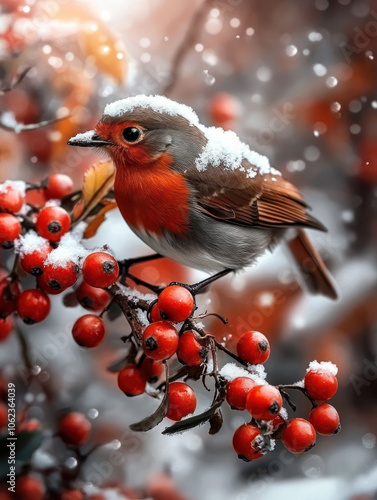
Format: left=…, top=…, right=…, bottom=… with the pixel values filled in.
left=108, top=283, right=156, bottom=343
left=163, top=0, right=216, bottom=95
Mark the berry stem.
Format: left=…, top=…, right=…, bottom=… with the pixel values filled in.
left=278, top=384, right=317, bottom=408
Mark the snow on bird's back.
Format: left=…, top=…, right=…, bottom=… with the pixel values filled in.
left=196, top=125, right=281, bottom=178
left=104, top=94, right=200, bottom=125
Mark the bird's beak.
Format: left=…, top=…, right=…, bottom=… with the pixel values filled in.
left=67, top=130, right=112, bottom=148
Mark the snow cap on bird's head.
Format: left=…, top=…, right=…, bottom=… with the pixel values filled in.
left=102, top=94, right=200, bottom=128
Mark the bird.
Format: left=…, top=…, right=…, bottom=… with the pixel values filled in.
left=68, top=94, right=337, bottom=299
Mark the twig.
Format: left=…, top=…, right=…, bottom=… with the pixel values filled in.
left=0, top=112, right=71, bottom=133
left=163, top=0, right=216, bottom=95
left=0, top=67, right=32, bottom=95
left=108, top=283, right=155, bottom=343
left=278, top=384, right=317, bottom=408
left=15, top=327, right=33, bottom=371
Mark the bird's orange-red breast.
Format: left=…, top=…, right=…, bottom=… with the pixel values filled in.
left=95, top=120, right=190, bottom=237
left=68, top=95, right=337, bottom=299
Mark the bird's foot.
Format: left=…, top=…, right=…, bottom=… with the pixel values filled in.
left=118, top=253, right=163, bottom=292
left=169, top=269, right=232, bottom=295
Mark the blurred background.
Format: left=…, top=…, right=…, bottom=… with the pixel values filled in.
left=1, top=0, right=377, bottom=499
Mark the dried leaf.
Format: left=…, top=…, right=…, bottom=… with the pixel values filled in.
left=162, top=400, right=223, bottom=436
left=83, top=200, right=117, bottom=239
left=73, top=161, right=115, bottom=222
left=130, top=386, right=169, bottom=432
left=107, top=344, right=138, bottom=373
left=208, top=409, right=223, bottom=435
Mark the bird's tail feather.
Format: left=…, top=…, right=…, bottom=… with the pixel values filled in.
left=287, top=229, right=338, bottom=300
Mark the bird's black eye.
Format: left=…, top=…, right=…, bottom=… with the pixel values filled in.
left=122, top=127, right=141, bottom=143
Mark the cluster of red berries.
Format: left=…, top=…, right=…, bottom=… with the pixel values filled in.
left=0, top=174, right=121, bottom=346
left=111, top=285, right=340, bottom=459
left=229, top=341, right=340, bottom=460
left=117, top=285, right=199, bottom=421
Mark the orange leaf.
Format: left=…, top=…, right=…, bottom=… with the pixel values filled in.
left=83, top=200, right=117, bottom=239
left=73, top=160, right=115, bottom=222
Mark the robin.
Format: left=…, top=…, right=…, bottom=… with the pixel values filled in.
left=68, top=95, right=337, bottom=299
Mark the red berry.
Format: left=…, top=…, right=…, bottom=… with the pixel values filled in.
left=72, top=315, right=105, bottom=348
left=0, top=278, right=22, bottom=317
left=177, top=330, right=207, bottom=366
left=208, top=92, right=240, bottom=129
left=17, top=289, right=50, bottom=324
left=271, top=414, right=285, bottom=431
left=82, top=252, right=119, bottom=288
left=0, top=213, right=21, bottom=248
left=237, top=331, right=270, bottom=365
left=150, top=303, right=162, bottom=322
left=45, top=174, right=73, bottom=200
left=15, top=476, right=45, bottom=500
left=43, top=261, right=79, bottom=291
left=140, top=357, right=164, bottom=383
left=17, top=418, right=42, bottom=433
left=142, top=321, right=179, bottom=360
left=157, top=285, right=194, bottom=322
left=20, top=242, right=52, bottom=276
left=232, top=423, right=263, bottom=461
left=282, top=418, right=316, bottom=453
left=0, top=316, right=13, bottom=341
left=75, top=281, right=110, bottom=311
left=58, top=412, right=91, bottom=446
left=226, top=377, right=256, bottom=410
left=36, top=206, right=70, bottom=242
left=246, top=385, right=282, bottom=421
left=60, top=490, right=84, bottom=500
left=309, top=403, right=340, bottom=435
left=37, top=273, right=65, bottom=295
left=0, top=184, right=24, bottom=212
left=0, top=402, right=7, bottom=429
left=118, top=364, right=146, bottom=396
left=304, top=369, right=338, bottom=401
left=166, top=382, right=197, bottom=421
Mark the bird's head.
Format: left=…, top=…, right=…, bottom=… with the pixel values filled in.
left=68, top=95, right=206, bottom=172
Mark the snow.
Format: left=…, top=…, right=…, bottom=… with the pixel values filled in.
left=279, top=407, right=288, bottom=419
left=120, top=285, right=157, bottom=304
left=196, top=125, right=279, bottom=178
left=254, top=433, right=276, bottom=452
left=104, top=94, right=200, bottom=125
left=0, top=111, right=21, bottom=133
left=306, top=360, right=338, bottom=376
left=14, top=231, right=49, bottom=256
left=292, top=379, right=305, bottom=388
left=219, top=362, right=267, bottom=385
left=136, top=308, right=149, bottom=328
left=68, top=130, right=96, bottom=145
left=0, top=180, right=26, bottom=195
left=44, top=223, right=89, bottom=268
left=82, top=484, right=140, bottom=500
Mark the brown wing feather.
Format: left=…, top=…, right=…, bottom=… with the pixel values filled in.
left=190, top=159, right=326, bottom=231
